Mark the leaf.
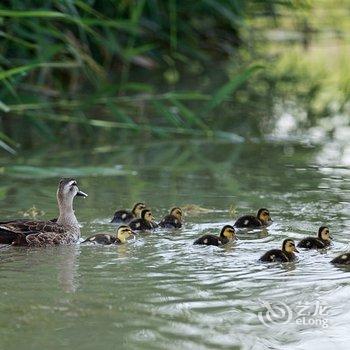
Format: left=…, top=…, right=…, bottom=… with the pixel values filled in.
left=205, top=64, right=264, bottom=112
left=0, top=100, right=10, bottom=112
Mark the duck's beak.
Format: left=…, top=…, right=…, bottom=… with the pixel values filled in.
left=76, top=190, right=88, bottom=197
left=294, top=247, right=299, bottom=253
left=330, top=236, right=333, bottom=240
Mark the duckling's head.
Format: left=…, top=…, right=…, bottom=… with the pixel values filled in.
left=132, top=202, right=147, bottom=217
left=282, top=239, right=299, bottom=253
left=170, top=207, right=183, bottom=221
left=257, top=208, right=272, bottom=224
left=318, top=226, right=332, bottom=241
left=57, top=178, right=88, bottom=205
left=141, top=209, right=155, bottom=222
left=117, top=225, right=133, bottom=243
left=219, top=225, right=236, bottom=241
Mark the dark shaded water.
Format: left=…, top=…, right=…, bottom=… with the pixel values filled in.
left=1, top=138, right=350, bottom=350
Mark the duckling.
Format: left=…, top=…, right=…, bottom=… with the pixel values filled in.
left=82, top=225, right=133, bottom=245
left=159, top=207, right=183, bottom=228
left=259, top=239, right=298, bottom=262
left=298, top=226, right=332, bottom=249
left=110, top=202, right=146, bottom=223
left=193, top=225, right=236, bottom=246
left=331, top=253, right=350, bottom=265
left=129, top=209, right=158, bottom=231
left=234, top=208, right=272, bottom=229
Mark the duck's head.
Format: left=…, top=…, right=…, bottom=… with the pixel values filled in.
left=257, top=208, right=272, bottom=225
left=132, top=202, right=147, bottom=217
left=282, top=239, right=299, bottom=253
left=170, top=207, right=183, bottom=221
left=318, top=226, right=332, bottom=241
left=219, top=225, right=236, bottom=241
left=117, top=225, right=134, bottom=243
left=141, top=209, right=155, bottom=222
left=57, top=178, right=88, bottom=205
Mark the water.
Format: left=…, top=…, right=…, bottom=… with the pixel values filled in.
left=1, top=138, right=350, bottom=350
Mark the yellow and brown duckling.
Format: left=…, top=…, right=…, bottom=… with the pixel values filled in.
left=298, top=226, right=332, bottom=249
left=259, top=239, right=298, bottom=263
left=110, top=202, right=146, bottom=223
left=82, top=225, right=133, bottom=245
left=193, top=225, right=236, bottom=246
left=234, top=208, right=272, bottom=229
left=159, top=207, right=183, bottom=228
left=129, top=209, right=158, bottom=231
left=330, top=252, right=350, bottom=265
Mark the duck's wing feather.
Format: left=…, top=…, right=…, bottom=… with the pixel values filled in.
left=0, top=220, right=65, bottom=245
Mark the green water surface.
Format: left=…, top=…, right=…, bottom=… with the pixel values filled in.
left=0, top=138, right=349, bottom=350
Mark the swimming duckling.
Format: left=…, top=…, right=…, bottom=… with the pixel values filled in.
left=82, top=225, right=133, bottom=245
left=129, top=209, right=158, bottom=231
left=110, top=202, right=146, bottom=223
left=159, top=207, right=183, bottom=228
left=234, top=208, right=272, bottom=229
left=331, top=253, right=350, bottom=265
left=298, top=226, right=332, bottom=249
left=193, top=225, right=236, bottom=246
left=259, top=239, right=298, bottom=262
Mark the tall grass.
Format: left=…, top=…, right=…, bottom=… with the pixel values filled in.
left=0, top=0, right=295, bottom=153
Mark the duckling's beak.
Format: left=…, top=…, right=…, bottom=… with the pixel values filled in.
left=76, top=190, right=88, bottom=197
left=294, top=247, right=299, bottom=253
left=330, top=236, right=333, bottom=240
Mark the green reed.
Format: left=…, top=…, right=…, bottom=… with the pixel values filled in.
left=0, top=1, right=296, bottom=153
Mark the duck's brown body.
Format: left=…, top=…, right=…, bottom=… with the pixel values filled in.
left=259, top=239, right=298, bottom=263
left=297, top=227, right=332, bottom=250
left=297, top=237, right=330, bottom=249
left=129, top=209, right=158, bottom=231
left=129, top=218, right=158, bottom=231
left=259, top=249, right=296, bottom=263
left=193, top=225, right=236, bottom=247
left=234, top=208, right=272, bottom=229
left=82, top=234, right=121, bottom=245
left=110, top=203, right=146, bottom=224
left=159, top=208, right=183, bottom=229
left=193, top=234, right=229, bottom=246
left=331, top=253, right=350, bottom=265
left=0, top=220, right=70, bottom=246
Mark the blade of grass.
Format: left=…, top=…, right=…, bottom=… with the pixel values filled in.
left=205, top=64, right=264, bottom=112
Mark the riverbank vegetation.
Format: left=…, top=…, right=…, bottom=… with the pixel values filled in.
left=1, top=1, right=349, bottom=153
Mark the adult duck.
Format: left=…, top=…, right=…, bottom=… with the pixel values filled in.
left=0, top=178, right=87, bottom=246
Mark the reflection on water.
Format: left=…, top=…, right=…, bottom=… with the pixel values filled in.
left=1, top=139, right=350, bottom=349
